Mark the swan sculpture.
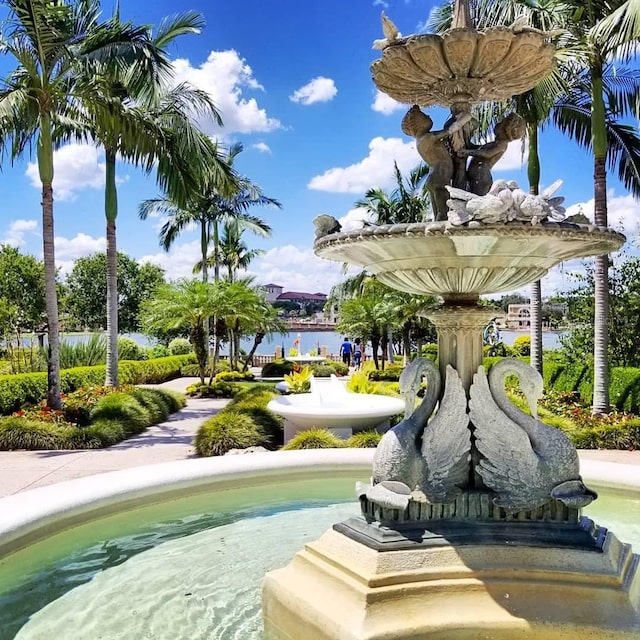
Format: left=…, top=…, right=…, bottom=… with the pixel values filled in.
left=469, top=359, right=597, bottom=512
left=359, top=358, right=471, bottom=510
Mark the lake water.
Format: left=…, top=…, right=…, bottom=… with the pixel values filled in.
left=8, top=329, right=563, bottom=357
left=239, top=328, right=563, bottom=356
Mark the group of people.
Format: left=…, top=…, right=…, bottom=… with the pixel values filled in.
left=339, top=336, right=364, bottom=369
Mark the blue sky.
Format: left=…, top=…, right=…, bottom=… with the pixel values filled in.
left=0, top=0, right=638, bottom=296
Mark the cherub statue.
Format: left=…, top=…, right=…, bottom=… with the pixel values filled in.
left=401, top=105, right=472, bottom=221
left=457, top=113, right=526, bottom=196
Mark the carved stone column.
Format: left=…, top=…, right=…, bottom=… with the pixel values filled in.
left=422, top=299, right=497, bottom=394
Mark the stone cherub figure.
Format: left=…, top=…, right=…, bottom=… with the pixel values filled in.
left=457, top=113, right=526, bottom=195
left=401, top=105, right=472, bottom=221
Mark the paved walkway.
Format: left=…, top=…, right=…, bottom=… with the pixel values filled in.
left=0, top=378, right=229, bottom=497
left=0, top=377, right=638, bottom=498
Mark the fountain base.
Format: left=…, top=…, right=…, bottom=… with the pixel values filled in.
left=263, top=522, right=640, bottom=639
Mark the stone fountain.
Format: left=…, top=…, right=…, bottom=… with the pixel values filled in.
left=263, top=3, right=639, bottom=638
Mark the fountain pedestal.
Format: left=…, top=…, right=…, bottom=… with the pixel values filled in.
left=263, top=524, right=640, bottom=640
left=264, top=1, right=637, bottom=635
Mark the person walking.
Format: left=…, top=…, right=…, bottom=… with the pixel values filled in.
left=353, top=338, right=362, bottom=370
left=340, top=336, right=353, bottom=366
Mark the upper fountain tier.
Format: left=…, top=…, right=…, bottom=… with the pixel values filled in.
left=314, top=222, right=625, bottom=298
left=372, top=15, right=557, bottom=108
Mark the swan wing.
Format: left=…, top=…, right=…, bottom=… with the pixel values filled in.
left=421, top=365, right=471, bottom=503
left=469, top=366, right=549, bottom=511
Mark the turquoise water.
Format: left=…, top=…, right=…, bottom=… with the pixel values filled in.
left=0, top=482, right=637, bottom=640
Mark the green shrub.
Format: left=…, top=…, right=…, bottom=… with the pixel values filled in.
left=609, top=367, right=640, bottom=413
left=89, top=393, right=151, bottom=435
left=327, top=361, right=349, bottom=376
left=569, top=420, right=640, bottom=450
left=229, top=385, right=277, bottom=406
left=169, top=338, right=192, bottom=355
left=215, top=370, right=255, bottom=383
left=186, top=382, right=236, bottom=398
left=368, top=365, right=403, bottom=381
left=421, top=343, right=438, bottom=361
left=128, top=387, right=171, bottom=423
left=214, top=360, right=232, bottom=373
left=553, top=361, right=590, bottom=394
left=57, top=334, right=107, bottom=369
left=309, top=364, right=334, bottom=377
left=282, top=428, right=345, bottom=450
left=65, top=420, right=126, bottom=449
left=195, top=412, right=264, bottom=456
left=261, top=359, right=294, bottom=377
left=118, top=337, right=146, bottom=361
left=146, top=345, right=171, bottom=359
left=283, top=366, right=312, bottom=393
left=346, top=430, right=382, bottom=448
left=512, top=335, right=531, bottom=356
left=542, top=361, right=565, bottom=390
left=158, top=389, right=186, bottom=412
left=483, top=342, right=514, bottom=357
left=0, top=417, right=71, bottom=450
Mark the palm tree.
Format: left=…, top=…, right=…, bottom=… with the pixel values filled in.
left=76, top=10, right=230, bottom=387
left=139, top=143, right=280, bottom=366
left=431, top=0, right=640, bottom=407
left=196, top=219, right=265, bottom=283
left=355, top=162, right=431, bottom=224
left=0, top=0, right=169, bottom=408
left=139, top=143, right=278, bottom=284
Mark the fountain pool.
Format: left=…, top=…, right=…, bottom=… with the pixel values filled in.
left=0, top=451, right=638, bottom=639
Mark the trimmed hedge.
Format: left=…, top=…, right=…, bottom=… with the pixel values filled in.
left=194, top=412, right=265, bottom=456
left=346, top=430, right=382, bottom=448
left=0, top=355, right=194, bottom=415
left=261, top=359, right=294, bottom=377
left=0, top=387, right=186, bottom=450
left=283, top=428, right=345, bottom=450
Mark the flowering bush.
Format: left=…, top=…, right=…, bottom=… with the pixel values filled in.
left=12, top=385, right=134, bottom=427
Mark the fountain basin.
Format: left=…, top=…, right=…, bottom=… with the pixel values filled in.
left=314, top=222, right=625, bottom=296
left=0, top=452, right=638, bottom=640
left=267, top=376, right=404, bottom=441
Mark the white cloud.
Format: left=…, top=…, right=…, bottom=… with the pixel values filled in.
left=139, top=241, right=202, bottom=281
left=338, top=207, right=376, bottom=231
left=26, top=143, right=105, bottom=201
left=1, top=219, right=37, bottom=247
left=371, top=90, right=404, bottom=115
left=249, top=245, right=357, bottom=293
left=493, top=139, right=527, bottom=172
left=53, top=232, right=106, bottom=277
left=308, top=137, right=417, bottom=193
left=55, top=233, right=106, bottom=259
left=172, top=50, right=282, bottom=136
left=252, top=142, right=272, bottom=153
left=289, top=77, right=337, bottom=105
left=565, top=191, right=640, bottom=235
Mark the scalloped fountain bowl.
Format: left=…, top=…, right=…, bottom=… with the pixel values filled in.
left=268, top=376, right=404, bottom=442
left=314, top=222, right=626, bottom=297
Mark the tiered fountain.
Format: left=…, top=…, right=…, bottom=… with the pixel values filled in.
left=263, top=3, right=639, bottom=639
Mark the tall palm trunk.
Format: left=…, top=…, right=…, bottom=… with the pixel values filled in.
left=105, top=148, right=119, bottom=386
left=212, top=219, right=222, bottom=367
left=527, top=124, right=543, bottom=375
left=402, top=325, right=411, bottom=366
left=39, top=116, right=61, bottom=409
left=591, top=69, right=610, bottom=414
left=200, top=219, right=211, bottom=377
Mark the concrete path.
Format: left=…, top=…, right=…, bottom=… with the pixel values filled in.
left=0, top=377, right=638, bottom=498
left=0, top=378, right=229, bottom=497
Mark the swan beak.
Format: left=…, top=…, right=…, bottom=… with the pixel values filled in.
left=551, top=479, right=598, bottom=508
left=527, top=398, right=539, bottom=420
